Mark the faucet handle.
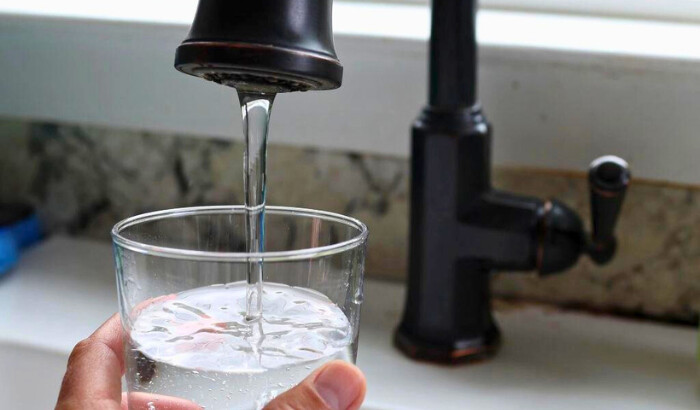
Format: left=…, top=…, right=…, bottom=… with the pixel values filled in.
left=587, top=156, right=631, bottom=264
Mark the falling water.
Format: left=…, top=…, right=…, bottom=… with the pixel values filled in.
left=237, top=91, right=275, bottom=322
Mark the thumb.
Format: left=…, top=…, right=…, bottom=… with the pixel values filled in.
left=264, top=361, right=366, bottom=410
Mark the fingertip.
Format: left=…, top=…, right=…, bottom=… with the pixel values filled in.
left=263, top=360, right=367, bottom=410
left=313, top=361, right=366, bottom=410
left=317, top=360, right=367, bottom=389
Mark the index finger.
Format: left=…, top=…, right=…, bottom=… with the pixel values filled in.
left=56, top=314, right=124, bottom=409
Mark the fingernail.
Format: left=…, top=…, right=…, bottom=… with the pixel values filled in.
left=313, top=363, right=363, bottom=410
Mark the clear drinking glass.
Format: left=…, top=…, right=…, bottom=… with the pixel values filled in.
left=112, top=206, right=368, bottom=410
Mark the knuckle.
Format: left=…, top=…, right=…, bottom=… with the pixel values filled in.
left=69, top=338, right=95, bottom=361
left=67, top=337, right=107, bottom=368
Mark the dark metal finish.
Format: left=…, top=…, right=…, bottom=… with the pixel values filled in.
left=587, top=156, right=631, bottom=264
left=394, top=0, right=631, bottom=362
left=429, top=0, right=477, bottom=108
left=537, top=199, right=585, bottom=275
left=396, top=106, right=511, bottom=363
left=175, top=0, right=342, bottom=93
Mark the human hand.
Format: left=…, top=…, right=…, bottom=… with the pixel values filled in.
left=56, top=314, right=366, bottom=410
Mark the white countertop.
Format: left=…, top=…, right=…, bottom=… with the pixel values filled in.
left=0, top=237, right=697, bottom=409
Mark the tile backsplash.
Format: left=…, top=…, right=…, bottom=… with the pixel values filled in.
left=1, top=119, right=698, bottom=324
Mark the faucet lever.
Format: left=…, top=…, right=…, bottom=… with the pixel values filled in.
left=587, top=156, right=631, bottom=264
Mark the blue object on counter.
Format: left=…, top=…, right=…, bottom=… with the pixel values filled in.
left=0, top=203, right=42, bottom=277
left=0, top=230, right=18, bottom=275
left=9, top=213, right=42, bottom=248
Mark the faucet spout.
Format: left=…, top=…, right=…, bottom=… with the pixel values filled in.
left=175, top=0, right=343, bottom=93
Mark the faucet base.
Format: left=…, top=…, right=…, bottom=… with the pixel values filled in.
left=393, top=324, right=501, bottom=364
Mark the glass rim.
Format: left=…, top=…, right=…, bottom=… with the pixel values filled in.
left=111, top=205, right=368, bottom=262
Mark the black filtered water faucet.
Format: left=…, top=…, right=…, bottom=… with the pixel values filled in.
left=175, top=0, right=630, bottom=364
left=394, top=0, right=631, bottom=363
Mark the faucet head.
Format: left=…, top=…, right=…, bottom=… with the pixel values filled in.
left=175, top=0, right=342, bottom=93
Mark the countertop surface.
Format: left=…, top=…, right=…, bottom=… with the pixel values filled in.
left=0, top=237, right=697, bottom=409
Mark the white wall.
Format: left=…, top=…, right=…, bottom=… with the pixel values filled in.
left=2, top=4, right=700, bottom=184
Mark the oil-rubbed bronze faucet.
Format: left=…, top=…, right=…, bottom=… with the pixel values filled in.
left=174, top=0, right=342, bottom=94
left=175, top=0, right=630, bottom=364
